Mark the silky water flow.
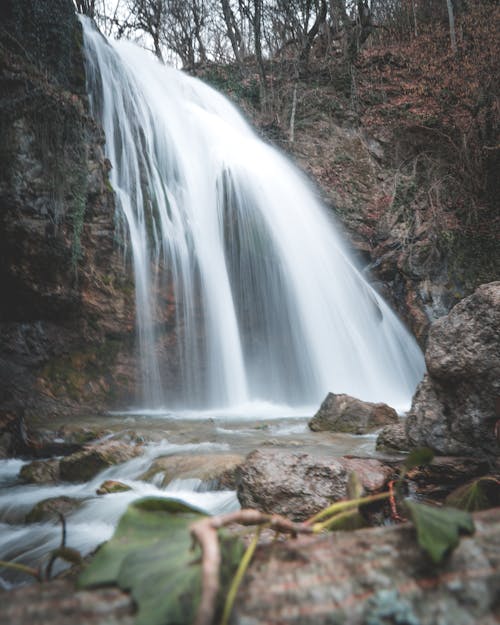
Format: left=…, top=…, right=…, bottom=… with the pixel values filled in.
left=81, top=18, right=424, bottom=414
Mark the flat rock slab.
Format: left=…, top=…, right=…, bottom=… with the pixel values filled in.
left=233, top=507, right=500, bottom=625
left=139, top=453, right=244, bottom=489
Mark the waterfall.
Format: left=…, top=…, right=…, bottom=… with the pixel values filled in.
left=80, top=18, right=425, bottom=412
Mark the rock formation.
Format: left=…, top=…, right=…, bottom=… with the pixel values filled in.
left=406, top=282, right=500, bottom=457
left=0, top=0, right=139, bottom=420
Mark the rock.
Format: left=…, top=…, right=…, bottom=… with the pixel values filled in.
left=309, top=392, right=398, bottom=434
left=25, top=496, right=81, bottom=523
left=376, top=421, right=409, bottom=452
left=96, top=480, right=131, bottom=495
left=237, top=449, right=393, bottom=521
left=406, top=282, right=500, bottom=456
left=232, top=507, right=500, bottom=625
left=59, top=441, right=142, bottom=482
left=406, top=456, right=492, bottom=501
left=139, top=454, right=243, bottom=489
left=19, top=459, right=61, bottom=484
left=0, top=580, right=135, bottom=625
left=0, top=408, right=31, bottom=458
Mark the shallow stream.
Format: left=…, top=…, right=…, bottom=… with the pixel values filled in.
left=0, top=405, right=380, bottom=589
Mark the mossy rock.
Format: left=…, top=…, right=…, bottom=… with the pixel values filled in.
left=59, top=441, right=142, bottom=482
left=96, top=480, right=132, bottom=495
left=19, top=459, right=60, bottom=484
left=25, top=495, right=81, bottom=523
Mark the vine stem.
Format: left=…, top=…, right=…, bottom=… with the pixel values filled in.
left=0, top=560, right=40, bottom=580
left=221, top=526, right=262, bottom=625
left=306, top=491, right=391, bottom=526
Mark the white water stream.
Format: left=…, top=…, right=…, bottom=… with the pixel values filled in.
left=0, top=19, right=426, bottom=587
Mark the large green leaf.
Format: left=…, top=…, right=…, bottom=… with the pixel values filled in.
left=79, top=497, right=244, bottom=625
left=404, top=500, right=474, bottom=564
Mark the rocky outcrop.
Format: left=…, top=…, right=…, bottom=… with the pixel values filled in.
left=237, top=449, right=393, bottom=521
left=139, top=453, right=244, bottom=489
left=309, top=392, right=398, bottom=434
left=0, top=0, right=139, bottom=420
left=406, top=282, right=500, bottom=457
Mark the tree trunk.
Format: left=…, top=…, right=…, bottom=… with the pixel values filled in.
left=446, top=0, right=458, bottom=55
left=221, top=0, right=243, bottom=64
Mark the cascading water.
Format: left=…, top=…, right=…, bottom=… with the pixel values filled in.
left=81, top=18, right=424, bottom=412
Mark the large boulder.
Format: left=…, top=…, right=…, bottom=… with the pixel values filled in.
left=237, top=449, right=393, bottom=521
left=309, top=393, right=398, bottom=434
left=406, top=282, right=500, bottom=456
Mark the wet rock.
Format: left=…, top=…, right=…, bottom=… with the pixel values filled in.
left=376, top=421, right=409, bottom=452
left=19, top=459, right=61, bottom=484
left=59, top=441, right=142, bottom=483
left=233, top=507, right=500, bottom=625
left=406, top=282, right=500, bottom=457
left=309, top=392, right=398, bottom=434
left=25, top=496, right=81, bottom=523
left=237, top=449, right=393, bottom=521
left=140, top=453, right=243, bottom=489
left=96, top=480, right=131, bottom=495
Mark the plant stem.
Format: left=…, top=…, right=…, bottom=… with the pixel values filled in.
left=221, top=527, right=261, bottom=625
left=0, top=560, right=40, bottom=579
left=307, top=491, right=391, bottom=526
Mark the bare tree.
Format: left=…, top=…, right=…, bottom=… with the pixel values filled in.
left=446, top=0, right=457, bottom=55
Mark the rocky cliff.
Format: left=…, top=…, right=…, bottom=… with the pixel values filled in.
left=0, top=0, right=138, bottom=421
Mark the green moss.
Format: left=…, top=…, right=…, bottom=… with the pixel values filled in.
left=39, top=338, right=122, bottom=401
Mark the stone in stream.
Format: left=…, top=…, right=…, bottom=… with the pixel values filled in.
left=406, top=281, right=500, bottom=457
left=139, top=453, right=244, bottom=489
left=237, top=449, right=393, bottom=521
left=19, top=459, right=61, bottom=484
left=25, top=496, right=82, bottom=523
left=59, top=441, right=142, bottom=482
left=96, top=480, right=131, bottom=495
left=309, top=392, right=398, bottom=434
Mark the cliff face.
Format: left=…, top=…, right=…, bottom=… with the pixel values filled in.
left=0, top=0, right=138, bottom=420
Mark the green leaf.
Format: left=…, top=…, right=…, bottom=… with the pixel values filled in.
left=78, top=497, right=244, bottom=625
left=404, top=447, right=434, bottom=471
left=445, top=477, right=500, bottom=512
left=404, top=500, right=474, bottom=564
